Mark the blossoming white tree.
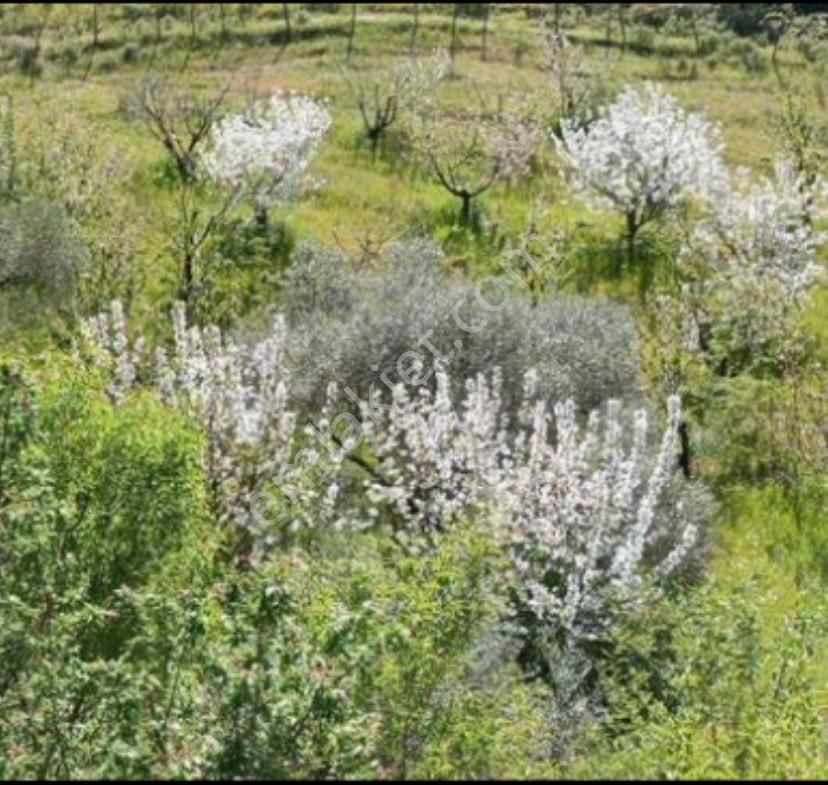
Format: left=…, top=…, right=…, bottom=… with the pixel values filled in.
left=82, top=300, right=295, bottom=543
left=202, top=93, right=332, bottom=227
left=555, top=83, right=727, bottom=257
left=677, top=158, right=825, bottom=370
left=355, top=367, right=707, bottom=698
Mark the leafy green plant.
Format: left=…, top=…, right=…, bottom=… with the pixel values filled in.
left=0, top=199, right=88, bottom=330
left=564, top=577, right=828, bottom=779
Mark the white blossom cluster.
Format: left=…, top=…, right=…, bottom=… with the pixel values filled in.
left=685, top=158, right=824, bottom=306
left=202, top=93, right=332, bottom=217
left=555, top=83, right=727, bottom=233
left=80, top=301, right=706, bottom=672
left=674, top=158, right=825, bottom=367
left=490, top=108, right=548, bottom=184
left=393, top=47, right=452, bottom=118
left=345, top=364, right=708, bottom=701
left=82, top=301, right=295, bottom=529
left=355, top=366, right=701, bottom=616
left=82, top=299, right=142, bottom=403
left=555, top=81, right=824, bottom=371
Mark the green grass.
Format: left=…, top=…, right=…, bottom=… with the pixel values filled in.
left=0, top=5, right=826, bottom=776
left=5, top=6, right=821, bottom=297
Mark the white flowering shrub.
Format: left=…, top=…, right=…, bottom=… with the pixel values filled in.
left=556, top=83, right=727, bottom=252
left=677, top=158, right=825, bottom=373
left=347, top=367, right=710, bottom=707
left=80, top=296, right=710, bottom=707
left=81, top=300, right=295, bottom=535
left=203, top=93, right=332, bottom=226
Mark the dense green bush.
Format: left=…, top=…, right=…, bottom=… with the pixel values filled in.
left=190, top=215, right=296, bottom=328
left=565, top=575, right=828, bottom=779
left=192, top=526, right=552, bottom=780
left=0, top=364, right=212, bottom=777
left=0, top=366, right=555, bottom=778
left=0, top=200, right=88, bottom=329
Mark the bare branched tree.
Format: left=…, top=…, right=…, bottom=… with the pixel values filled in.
left=283, top=3, right=292, bottom=44
left=346, top=4, right=357, bottom=63
left=91, top=3, right=101, bottom=49
left=617, top=3, right=629, bottom=53
left=153, top=3, right=165, bottom=45
left=417, top=95, right=544, bottom=223
left=680, top=4, right=718, bottom=57
left=762, top=4, right=828, bottom=87
left=188, top=3, right=199, bottom=49
left=426, top=125, right=501, bottom=224
left=128, top=77, right=229, bottom=182
left=763, top=3, right=796, bottom=85
left=449, top=4, right=460, bottom=62
left=345, top=51, right=450, bottom=156
left=551, top=3, right=564, bottom=34
left=348, top=75, right=399, bottom=156
left=481, top=4, right=490, bottom=61
left=541, top=31, right=598, bottom=122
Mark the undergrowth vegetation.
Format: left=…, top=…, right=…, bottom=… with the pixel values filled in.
left=0, top=3, right=826, bottom=780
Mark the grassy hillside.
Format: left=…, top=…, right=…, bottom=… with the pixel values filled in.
left=0, top=3, right=826, bottom=779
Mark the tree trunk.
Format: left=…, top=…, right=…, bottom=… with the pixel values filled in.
left=283, top=3, right=292, bottom=44
left=450, top=4, right=459, bottom=62
left=181, top=251, right=195, bottom=305
left=690, top=13, right=701, bottom=57
left=772, top=41, right=784, bottom=87
left=369, top=128, right=380, bottom=157
left=346, top=4, right=356, bottom=62
left=410, top=3, right=419, bottom=55
left=254, top=200, right=269, bottom=230
left=618, top=5, right=627, bottom=53
left=460, top=192, right=472, bottom=224
left=625, top=212, right=639, bottom=262
left=92, top=4, right=100, bottom=49
left=481, top=4, right=489, bottom=61
left=189, top=4, right=197, bottom=49
left=678, top=421, right=692, bottom=479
